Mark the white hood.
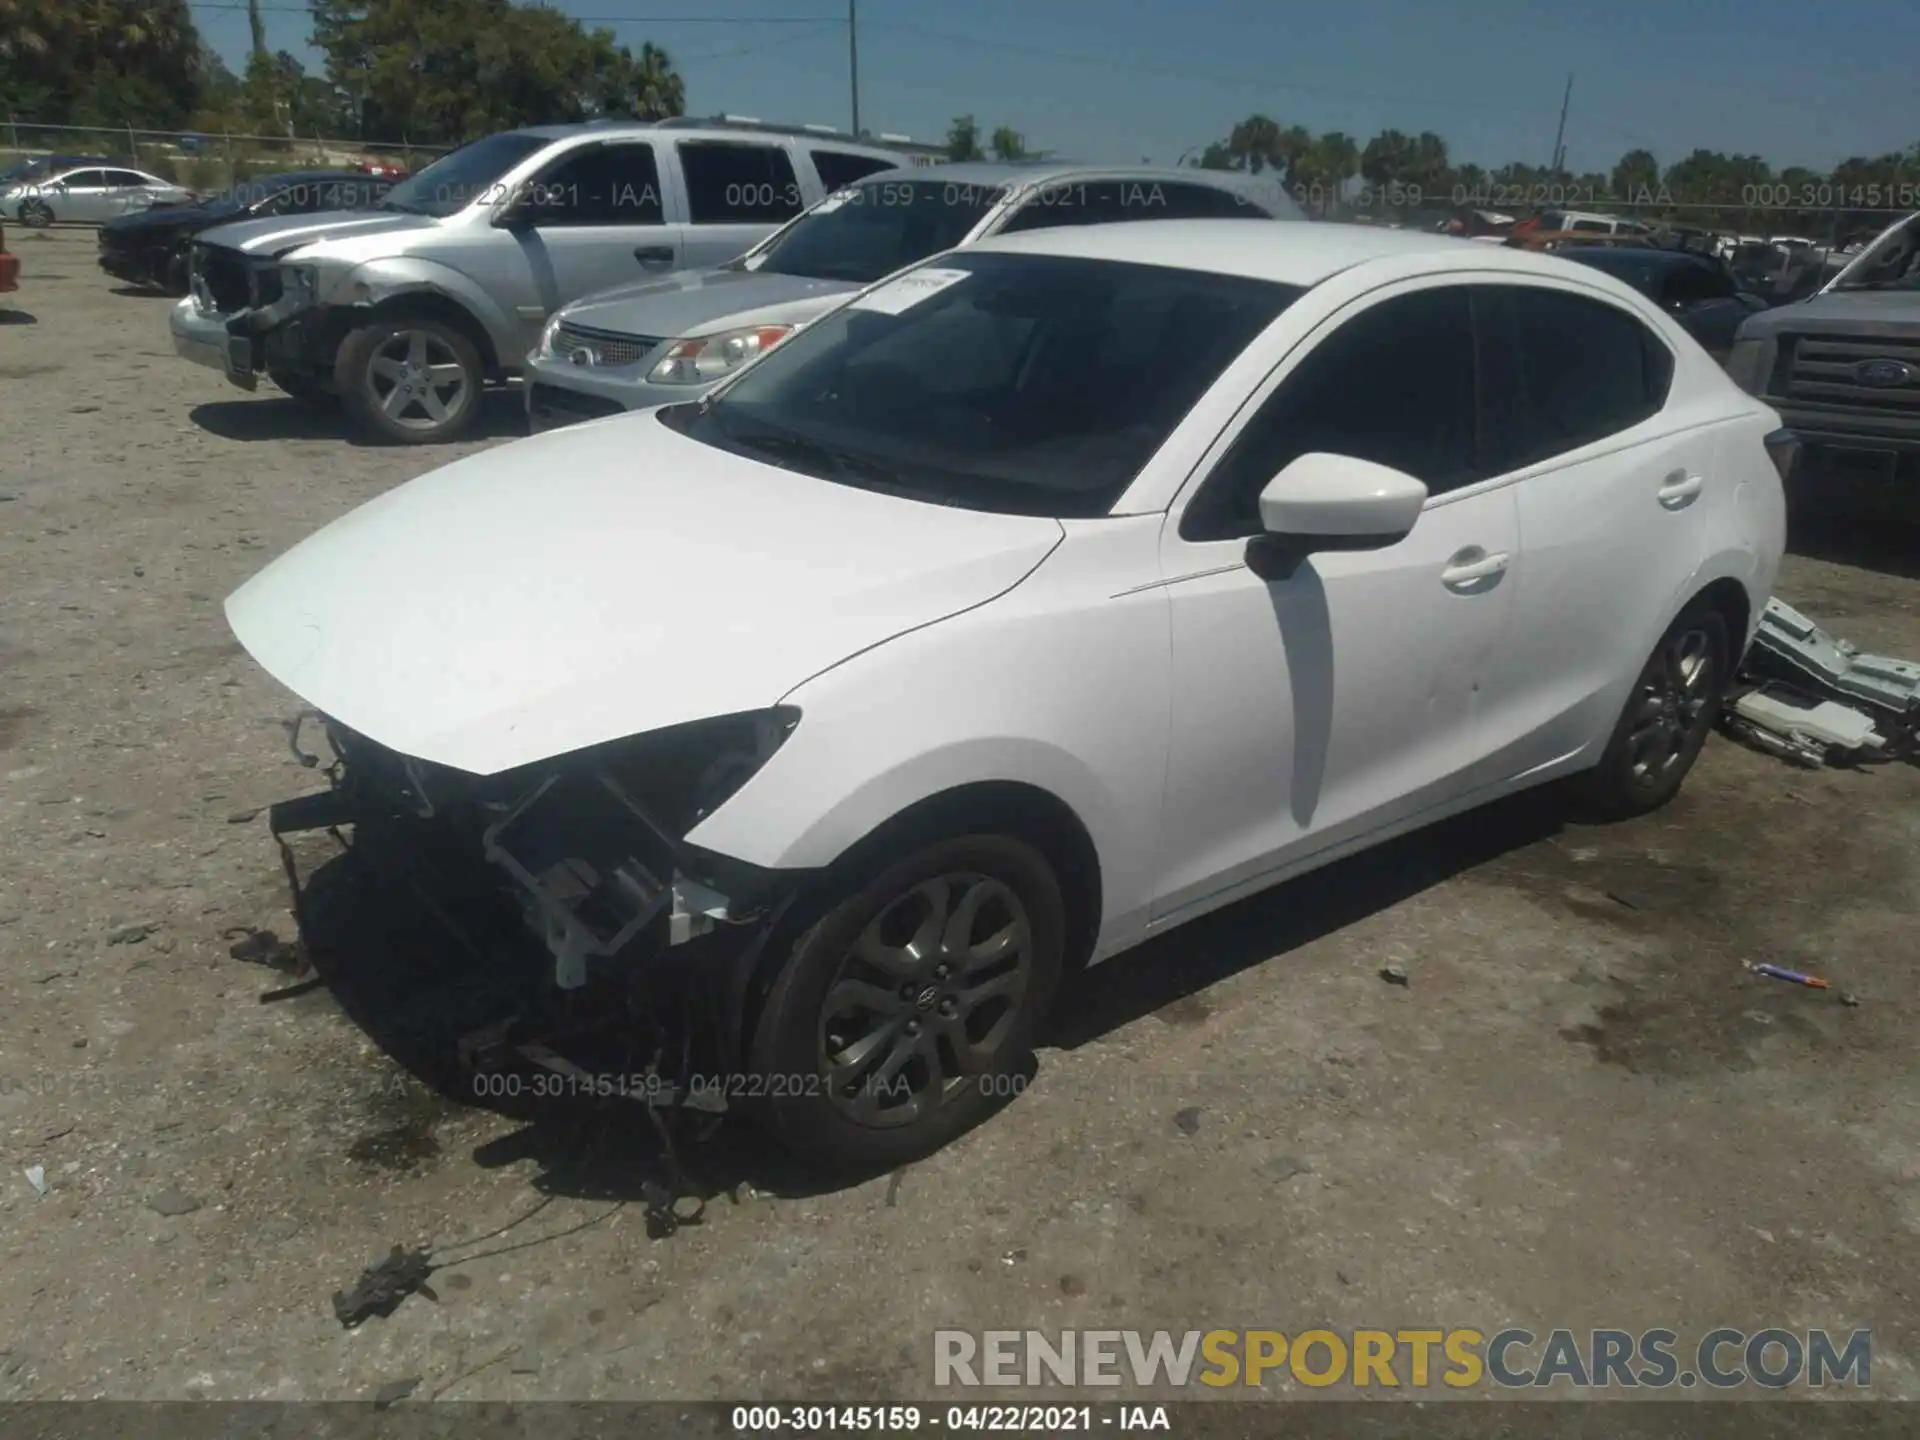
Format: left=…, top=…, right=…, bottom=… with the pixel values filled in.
left=225, top=412, right=1064, bottom=774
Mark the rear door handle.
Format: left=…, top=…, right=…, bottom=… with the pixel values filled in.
left=1658, top=470, right=1704, bottom=508
left=1441, top=549, right=1509, bottom=588
left=634, top=246, right=674, bottom=268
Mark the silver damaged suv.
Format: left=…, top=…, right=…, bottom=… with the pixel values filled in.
left=167, top=120, right=911, bottom=443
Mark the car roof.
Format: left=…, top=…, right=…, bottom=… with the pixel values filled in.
left=505, top=120, right=905, bottom=157
left=1558, top=244, right=1703, bottom=267
left=248, top=170, right=391, bottom=187
left=967, top=218, right=1597, bottom=288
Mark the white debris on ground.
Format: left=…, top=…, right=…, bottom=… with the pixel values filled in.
left=1729, top=598, right=1920, bottom=766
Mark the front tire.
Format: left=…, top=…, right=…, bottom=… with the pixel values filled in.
left=748, top=834, right=1065, bottom=1174
left=1576, top=601, right=1730, bottom=819
left=17, top=199, right=53, bottom=229
left=335, top=315, right=484, bottom=444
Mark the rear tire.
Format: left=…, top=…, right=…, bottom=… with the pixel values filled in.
left=747, top=833, right=1065, bottom=1175
left=1575, top=601, right=1730, bottom=819
left=335, top=314, right=484, bottom=444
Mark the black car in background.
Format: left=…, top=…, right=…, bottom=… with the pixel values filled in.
left=1554, top=244, right=1770, bottom=362
left=97, top=170, right=398, bottom=294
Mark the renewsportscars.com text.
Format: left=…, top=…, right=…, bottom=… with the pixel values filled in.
left=933, top=1327, right=1872, bottom=1390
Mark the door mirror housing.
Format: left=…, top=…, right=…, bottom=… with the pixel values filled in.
left=1247, top=452, right=1427, bottom=580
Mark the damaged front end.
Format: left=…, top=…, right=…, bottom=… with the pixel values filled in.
left=267, top=707, right=810, bottom=1103
left=190, top=242, right=334, bottom=392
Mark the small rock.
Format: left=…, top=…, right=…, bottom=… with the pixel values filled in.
left=107, top=923, right=156, bottom=946
left=999, top=1248, right=1027, bottom=1266
left=1380, top=964, right=1410, bottom=987
left=1336, top=1269, right=1355, bottom=1286
left=225, top=809, right=261, bottom=825
left=72, top=1038, right=86, bottom=1049
left=1173, top=1107, right=1202, bottom=1136
left=1839, top=992, right=1862, bottom=1008
left=1058, top=1274, right=1087, bottom=1297
left=372, top=1376, right=420, bottom=1409
left=1264, top=1154, right=1312, bottom=1183
left=148, top=1188, right=202, bottom=1217
left=510, top=1350, right=541, bottom=1375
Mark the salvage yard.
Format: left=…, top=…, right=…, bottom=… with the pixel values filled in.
left=2, top=226, right=1918, bottom=1404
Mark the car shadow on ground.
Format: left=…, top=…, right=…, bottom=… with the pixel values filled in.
left=189, top=388, right=527, bottom=446
left=1047, top=786, right=1568, bottom=1048
left=0, top=310, right=35, bottom=325
left=107, top=285, right=176, bottom=299
left=266, top=783, right=1572, bottom=1215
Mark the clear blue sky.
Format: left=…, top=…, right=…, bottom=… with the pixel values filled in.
left=189, top=0, right=1918, bottom=173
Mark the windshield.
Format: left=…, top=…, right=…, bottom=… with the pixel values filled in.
left=671, top=250, right=1302, bottom=518
left=743, top=178, right=1008, bottom=284
left=378, top=133, right=547, bottom=218
left=1832, top=215, right=1920, bottom=291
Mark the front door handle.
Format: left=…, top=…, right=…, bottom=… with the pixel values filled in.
left=634, top=246, right=674, bottom=269
left=1441, top=549, right=1510, bottom=588
left=1657, top=470, right=1704, bottom=508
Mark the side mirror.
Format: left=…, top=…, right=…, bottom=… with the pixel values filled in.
left=1247, top=452, right=1427, bottom=581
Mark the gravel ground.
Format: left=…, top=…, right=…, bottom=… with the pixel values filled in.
left=1, top=227, right=1917, bottom=1407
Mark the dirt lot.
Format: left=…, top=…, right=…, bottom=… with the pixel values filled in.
left=1, top=227, right=1917, bottom=1408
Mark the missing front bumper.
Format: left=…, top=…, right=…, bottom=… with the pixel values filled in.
left=266, top=712, right=795, bottom=993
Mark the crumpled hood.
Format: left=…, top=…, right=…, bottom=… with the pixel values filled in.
left=225, top=412, right=1064, bottom=775
left=1738, top=287, right=1920, bottom=340
left=558, top=268, right=859, bottom=339
left=196, top=209, right=435, bottom=258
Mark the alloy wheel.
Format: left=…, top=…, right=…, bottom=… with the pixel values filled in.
left=365, top=329, right=471, bottom=431
left=1625, top=624, right=1716, bottom=783
left=817, top=872, right=1034, bottom=1129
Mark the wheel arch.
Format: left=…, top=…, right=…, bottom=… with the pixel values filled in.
left=728, top=778, right=1106, bottom=1073
left=354, top=289, right=502, bottom=374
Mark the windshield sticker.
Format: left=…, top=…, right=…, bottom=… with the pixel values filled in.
left=849, top=266, right=971, bottom=316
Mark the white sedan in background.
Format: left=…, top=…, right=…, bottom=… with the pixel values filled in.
left=226, top=221, right=1789, bottom=1172
left=0, top=165, right=193, bottom=226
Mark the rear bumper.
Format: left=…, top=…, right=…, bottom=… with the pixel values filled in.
left=169, top=297, right=229, bottom=371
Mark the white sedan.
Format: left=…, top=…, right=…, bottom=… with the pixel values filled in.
left=0, top=165, right=193, bottom=226
left=227, top=220, right=1790, bottom=1171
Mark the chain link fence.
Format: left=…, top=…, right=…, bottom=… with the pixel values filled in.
left=2, top=119, right=449, bottom=200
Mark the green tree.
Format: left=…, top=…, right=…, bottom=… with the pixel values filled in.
left=0, top=0, right=205, bottom=128
left=1610, top=148, right=1660, bottom=202
left=945, top=114, right=983, bottom=162
left=989, top=124, right=1026, bottom=161
left=308, top=0, right=685, bottom=144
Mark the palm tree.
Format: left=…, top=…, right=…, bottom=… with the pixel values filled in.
left=632, top=41, right=684, bottom=121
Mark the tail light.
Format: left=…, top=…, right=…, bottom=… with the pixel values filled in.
left=1763, top=427, right=1801, bottom=483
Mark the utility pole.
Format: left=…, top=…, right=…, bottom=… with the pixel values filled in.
left=848, top=0, right=861, bottom=137
left=1548, top=73, right=1572, bottom=176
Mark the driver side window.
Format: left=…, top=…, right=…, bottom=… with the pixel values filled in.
left=1180, top=285, right=1482, bottom=542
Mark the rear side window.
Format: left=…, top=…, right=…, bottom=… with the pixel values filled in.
left=810, top=149, right=896, bottom=191
left=1502, top=288, right=1670, bottom=465
left=1182, top=286, right=1482, bottom=541
left=679, top=142, right=804, bottom=224
left=1155, top=182, right=1270, bottom=218
left=1000, top=179, right=1236, bottom=233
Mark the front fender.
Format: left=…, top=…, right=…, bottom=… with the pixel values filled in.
left=324, top=256, right=522, bottom=362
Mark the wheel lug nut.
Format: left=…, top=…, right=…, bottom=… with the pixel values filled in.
left=899, top=984, right=916, bottom=1000
left=905, top=1020, right=920, bottom=1036
left=938, top=998, right=956, bottom=1016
